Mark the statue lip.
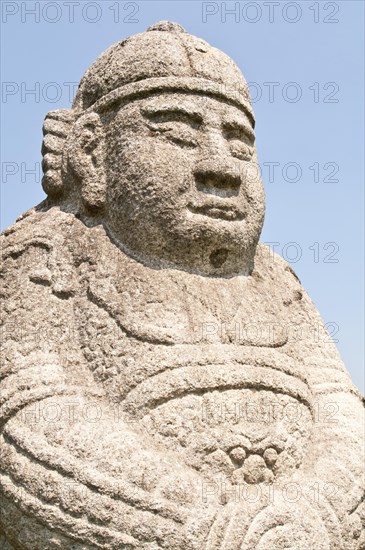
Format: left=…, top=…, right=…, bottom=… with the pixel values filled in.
left=187, top=202, right=245, bottom=221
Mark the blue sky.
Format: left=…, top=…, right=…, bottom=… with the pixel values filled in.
left=1, top=1, right=364, bottom=392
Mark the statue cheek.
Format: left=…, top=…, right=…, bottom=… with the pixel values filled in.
left=119, top=138, right=193, bottom=178
left=243, top=163, right=264, bottom=194
left=242, top=160, right=266, bottom=216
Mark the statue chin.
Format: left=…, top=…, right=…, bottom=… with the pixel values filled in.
left=104, top=214, right=261, bottom=277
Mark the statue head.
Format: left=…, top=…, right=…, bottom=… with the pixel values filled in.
left=42, top=21, right=265, bottom=276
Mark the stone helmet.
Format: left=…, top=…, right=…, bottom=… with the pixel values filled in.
left=41, top=21, right=255, bottom=201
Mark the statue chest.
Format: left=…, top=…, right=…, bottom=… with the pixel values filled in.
left=73, top=268, right=313, bottom=487
left=81, top=264, right=292, bottom=348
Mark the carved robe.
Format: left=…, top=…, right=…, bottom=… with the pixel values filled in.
left=1, top=206, right=363, bottom=549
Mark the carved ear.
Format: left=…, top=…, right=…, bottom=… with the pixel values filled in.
left=68, top=112, right=106, bottom=211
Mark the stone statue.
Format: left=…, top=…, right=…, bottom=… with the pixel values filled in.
left=1, top=21, right=364, bottom=550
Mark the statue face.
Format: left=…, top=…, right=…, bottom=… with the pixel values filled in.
left=104, top=93, right=265, bottom=275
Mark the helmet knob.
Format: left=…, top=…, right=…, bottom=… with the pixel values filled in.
left=147, top=21, right=186, bottom=33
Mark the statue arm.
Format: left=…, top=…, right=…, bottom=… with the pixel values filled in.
left=269, top=247, right=364, bottom=545
left=0, top=228, right=214, bottom=549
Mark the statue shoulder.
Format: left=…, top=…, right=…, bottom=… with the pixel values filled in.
left=1, top=208, right=93, bottom=380
left=253, top=241, right=308, bottom=311
left=255, top=241, right=302, bottom=285
left=1, top=207, right=96, bottom=299
left=255, top=243, right=360, bottom=393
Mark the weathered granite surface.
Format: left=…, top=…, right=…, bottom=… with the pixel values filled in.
left=1, top=21, right=364, bottom=549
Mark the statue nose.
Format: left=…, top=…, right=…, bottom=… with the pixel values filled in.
left=193, top=160, right=242, bottom=198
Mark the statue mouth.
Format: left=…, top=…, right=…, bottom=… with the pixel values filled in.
left=187, top=202, right=245, bottom=221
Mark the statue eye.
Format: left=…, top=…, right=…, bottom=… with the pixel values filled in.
left=142, top=108, right=202, bottom=129
left=222, top=123, right=255, bottom=146
left=163, top=131, right=198, bottom=149
left=145, top=121, right=198, bottom=148
left=143, top=110, right=200, bottom=149
left=222, top=123, right=255, bottom=160
left=229, top=141, right=254, bottom=161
